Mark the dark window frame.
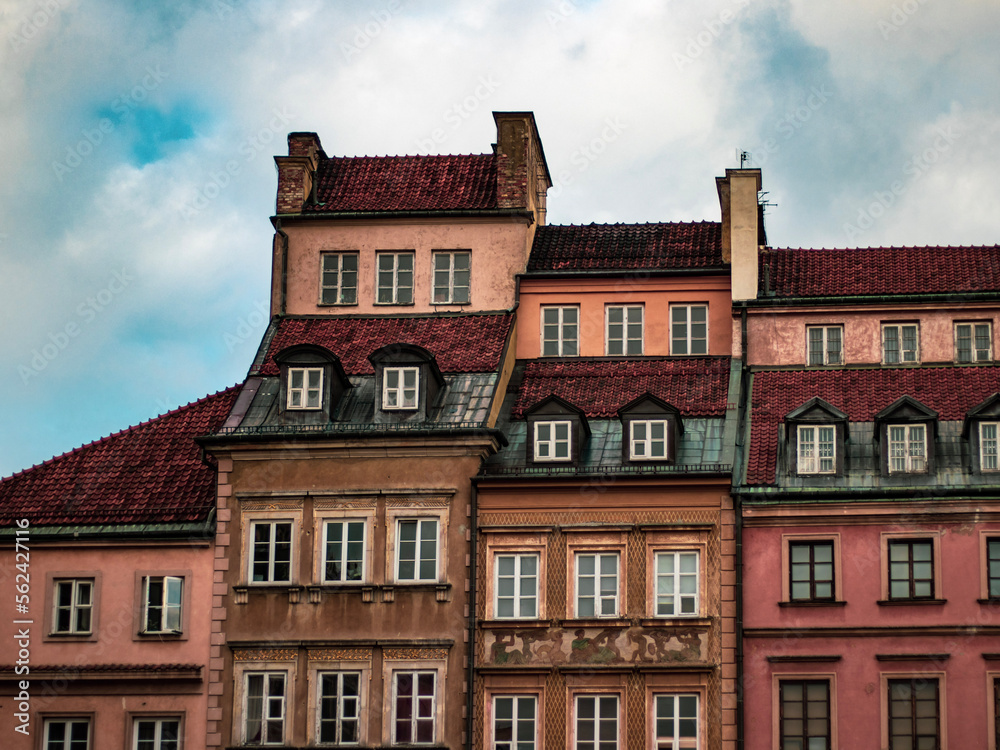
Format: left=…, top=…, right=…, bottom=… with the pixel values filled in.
left=779, top=679, right=831, bottom=750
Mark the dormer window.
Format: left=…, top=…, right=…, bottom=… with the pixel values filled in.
left=618, top=394, right=681, bottom=464
left=962, top=393, right=1000, bottom=474
left=797, top=425, right=836, bottom=474
left=630, top=420, right=668, bottom=460
left=875, top=396, right=937, bottom=476
left=981, top=422, right=999, bottom=471
left=534, top=421, right=571, bottom=461
left=785, top=398, right=848, bottom=478
left=383, top=367, right=419, bottom=410
left=287, top=367, right=323, bottom=410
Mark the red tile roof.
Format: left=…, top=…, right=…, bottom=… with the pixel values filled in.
left=256, top=313, right=514, bottom=376
left=746, top=366, right=1000, bottom=485
left=0, top=387, right=240, bottom=527
left=306, top=154, right=498, bottom=212
left=527, top=222, right=724, bottom=272
left=511, top=357, right=731, bottom=418
left=761, top=246, right=1000, bottom=298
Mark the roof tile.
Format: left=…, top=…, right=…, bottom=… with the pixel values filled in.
left=528, top=222, right=724, bottom=272
left=0, top=387, right=240, bottom=527
left=762, top=246, right=1000, bottom=298
left=511, top=357, right=731, bottom=418
left=307, top=154, right=498, bottom=212
left=256, top=313, right=514, bottom=376
left=746, top=366, right=1000, bottom=485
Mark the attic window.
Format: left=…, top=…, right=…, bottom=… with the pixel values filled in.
left=797, top=425, right=836, bottom=474
left=383, top=367, right=419, bottom=410
left=785, top=398, right=848, bottom=478
left=875, top=396, right=937, bottom=476
left=630, top=420, right=668, bottom=461
left=887, top=425, right=926, bottom=473
left=534, top=421, right=571, bottom=462
left=287, top=367, right=323, bottom=410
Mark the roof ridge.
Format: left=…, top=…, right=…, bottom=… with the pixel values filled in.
left=769, top=244, right=1000, bottom=252
left=325, top=152, right=494, bottom=161
left=541, top=220, right=720, bottom=228
left=1, top=384, right=243, bottom=482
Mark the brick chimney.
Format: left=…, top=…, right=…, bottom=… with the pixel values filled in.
left=274, top=132, right=325, bottom=214
left=493, top=112, right=551, bottom=225
left=717, top=168, right=764, bottom=302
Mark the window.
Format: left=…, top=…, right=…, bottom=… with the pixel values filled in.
left=779, top=680, right=830, bottom=750
left=534, top=420, right=571, bottom=462
left=655, top=551, right=699, bottom=617
left=882, top=324, right=919, bottom=364
left=287, top=367, right=323, bottom=410
left=789, top=542, right=835, bottom=602
left=807, top=325, right=842, bottom=366
left=888, top=679, right=938, bottom=750
left=956, top=322, right=991, bottom=363
left=432, top=251, right=470, bottom=304
left=396, top=519, right=438, bottom=582
left=982, top=422, right=1000, bottom=472
left=44, top=719, right=90, bottom=750
left=141, top=576, right=182, bottom=633
left=606, top=305, right=643, bottom=356
left=251, top=521, right=292, bottom=583
left=797, top=425, right=836, bottom=475
left=323, top=521, right=365, bottom=583
left=383, top=366, right=419, bottom=410
left=377, top=252, right=414, bottom=304
left=989, top=539, right=1000, bottom=599
left=495, top=554, right=538, bottom=619
left=630, top=420, right=668, bottom=461
left=321, top=253, right=358, bottom=305
left=319, top=672, right=361, bottom=745
left=541, top=306, right=579, bottom=356
left=654, top=694, right=698, bottom=750
left=888, top=425, right=926, bottom=473
left=133, top=718, right=180, bottom=750
left=493, top=696, right=536, bottom=750
left=245, top=672, right=286, bottom=745
left=575, top=695, right=618, bottom=750
left=670, top=305, right=708, bottom=355
left=392, top=671, right=436, bottom=745
left=575, top=553, right=619, bottom=618
left=52, top=579, right=93, bottom=635
left=888, top=539, right=934, bottom=600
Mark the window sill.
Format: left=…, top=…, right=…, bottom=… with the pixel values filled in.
left=977, top=599, right=1000, bottom=605
left=779, top=600, right=847, bottom=608
left=45, top=632, right=96, bottom=642
left=639, top=617, right=712, bottom=627
left=234, top=585, right=302, bottom=604
left=481, top=618, right=550, bottom=628
left=373, top=301, right=416, bottom=307
left=136, top=630, right=185, bottom=640
left=876, top=598, right=946, bottom=606
left=559, top=617, right=631, bottom=627
left=317, top=302, right=359, bottom=307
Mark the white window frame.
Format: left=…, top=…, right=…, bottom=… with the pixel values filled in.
left=287, top=367, right=323, bottom=410
left=541, top=306, right=579, bottom=357
left=670, top=304, right=708, bottom=356
left=432, top=250, right=470, bottom=304
left=141, top=576, right=183, bottom=634
left=383, top=366, right=419, bottom=410
left=395, top=518, right=439, bottom=582
left=249, top=520, right=294, bottom=584
left=317, top=670, right=362, bottom=745
left=321, top=519, right=367, bottom=584
left=956, top=321, right=992, bottom=363
left=575, top=552, right=619, bottom=619
left=797, top=425, right=837, bottom=475
left=52, top=579, right=94, bottom=635
left=391, top=670, right=437, bottom=745
left=320, top=252, right=358, bottom=305
left=605, top=304, right=644, bottom=356
left=533, top=420, right=572, bottom=462
left=887, top=424, right=927, bottom=473
left=655, top=551, right=699, bottom=618
left=493, top=695, right=538, bottom=750
left=494, top=553, right=539, bottom=619
left=807, top=325, right=843, bottom=366
left=574, top=695, right=619, bottom=750
left=132, top=717, right=181, bottom=750
left=630, top=419, right=669, bottom=461
left=43, top=718, right=91, bottom=750
left=376, top=251, right=414, bottom=305
left=244, top=671, right=287, bottom=745
left=981, top=422, right=1000, bottom=472
left=653, top=693, right=699, bottom=749
left=882, top=323, right=919, bottom=364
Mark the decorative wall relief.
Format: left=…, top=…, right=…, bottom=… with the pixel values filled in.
left=485, top=625, right=706, bottom=666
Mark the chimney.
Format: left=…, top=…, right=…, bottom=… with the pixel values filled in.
left=493, top=112, right=551, bottom=225
left=717, top=168, right=763, bottom=302
left=274, top=132, right=325, bottom=214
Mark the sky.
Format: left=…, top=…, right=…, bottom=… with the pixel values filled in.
left=3, top=0, right=1000, bottom=478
